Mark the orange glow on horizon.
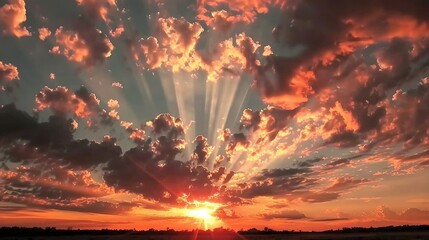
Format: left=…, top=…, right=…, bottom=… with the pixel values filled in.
left=177, top=200, right=224, bottom=230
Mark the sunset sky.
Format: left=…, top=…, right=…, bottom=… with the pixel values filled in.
left=0, top=0, right=429, bottom=231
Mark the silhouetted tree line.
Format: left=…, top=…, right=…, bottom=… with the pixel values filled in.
left=323, top=225, right=429, bottom=233
left=0, top=225, right=428, bottom=237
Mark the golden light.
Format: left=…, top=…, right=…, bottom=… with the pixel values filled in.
left=186, top=207, right=216, bottom=230
left=179, top=200, right=224, bottom=230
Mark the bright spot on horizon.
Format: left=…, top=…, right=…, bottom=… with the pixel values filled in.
left=179, top=200, right=223, bottom=230
left=186, top=207, right=217, bottom=230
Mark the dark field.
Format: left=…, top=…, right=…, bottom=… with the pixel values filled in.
left=2, top=226, right=429, bottom=240
left=1, top=232, right=429, bottom=240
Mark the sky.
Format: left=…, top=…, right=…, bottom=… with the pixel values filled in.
left=0, top=0, right=429, bottom=231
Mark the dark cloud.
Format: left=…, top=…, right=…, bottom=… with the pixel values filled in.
left=104, top=114, right=234, bottom=204
left=301, top=192, right=340, bottom=203
left=225, top=133, right=249, bottom=157
left=240, top=107, right=298, bottom=141
left=294, top=158, right=323, bottom=168
left=324, top=177, right=371, bottom=192
left=35, top=86, right=116, bottom=128
left=245, top=0, right=429, bottom=152
left=51, top=16, right=114, bottom=66
left=103, top=144, right=215, bottom=203
left=0, top=103, right=121, bottom=170
left=254, top=168, right=310, bottom=181
left=235, top=176, right=318, bottom=200
left=261, top=210, right=307, bottom=220
left=147, top=113, right=185, bottom=138
left=191, top=135, right=213, bottom=165
left=311, top=218, right=349, bottom=222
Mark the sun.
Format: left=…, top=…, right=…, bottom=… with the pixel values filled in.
left=186, top=207, right=217, bottom=230
left=187, top=208, right=213, bottom=220
left=181, top=201, right=223, bottom=230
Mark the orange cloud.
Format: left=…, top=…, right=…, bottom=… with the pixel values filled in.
left=107, top=99, right=120, bottom=109
left=330, top=101, right=359, bottom=132
left=261, top=67, right=315, bottom=110
left=0, top=61, right=19, bottom=81
left=197, top=0, right=286, bottom=30
left=76, top=0, right=117, bottom=23
left=52, top=26, right=114, bottom=66
left=109, top=25, right=124, bottom=38
left=38, top=27, right=51, bottom=41
left=0, top=0, right=31, bottom=37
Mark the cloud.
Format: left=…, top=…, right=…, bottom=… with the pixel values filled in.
left=51, top=19, right=114, bottom=66
left=109, top=24, right=124, bottom=38
left=376, top=206, right=429, bottom=221
left=111, top=82, right=123, bottom=88
left=383, top=81, right=429, bottom=147
left=130, top=17, right=203, bottom=72
left=103, top=113, right=235, bottom=204
left=129, top=17, right=264, bottom=83
left=300, top=192, right=340, bottom=203
left=35, top=86, right=116, bottom=128
left=38, top=27, right=51, bottom=41
left=324, top=177, right=371, bottom=192
left=0, top=60, right=19, bottom=91
left=107, top=99, right=120, bottom=109
left=190, top=135, right=213, bottom=165
left=0, top=0, right=31, bottom=37
left=240, top=106, right=297, bottom=141
left=104, top=145, right=215, bottom=203
left=75, top=0, right=117, bottom=23
left=197, top=0, right=286, bottom=30
left=311, top=218, right=349, bottom=222
left=261, top=210, right=307, bottom=220
left=0, top=104, right=141, bottom=214
left=146, top=113, right=185, bottom=138
left=0, top=104, right=121, bottom=169
left=252, top=0, right=429, bottom=112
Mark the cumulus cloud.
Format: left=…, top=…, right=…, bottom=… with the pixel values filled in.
left=0, top=103, right=133, bottom=213
left=107, top=99, right=120, bottom=109
left=109, top=24, right=124, bottom=38
left=191, top=135, right=213, bottom=165
left=0, top=61, right=19, bottom=91
left=197, top=0, right=286, bottom=30
left=51, top=18, right=114, bottom=66
left=376, top=206, right=429, bottom=221
left=75, top=0, right=117, bottom=23
left=38, top=27, right=51, bottom=41
left=129, top=17, right=264, bottom=82
left=0, top=0, right=31, bottom=37
left=112, top=82, right=123, bottom=88
left=130, top=17, right=203, bottom=72
left=35, top=86, right=116, bottom=128
left=103, top=113, right=236, bottom=204
left=251, top=0, right=429, bottom=112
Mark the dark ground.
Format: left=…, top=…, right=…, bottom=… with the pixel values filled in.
left=1, top=232, right=429, bottom=240
left=1, top=226, right=429, bottom=240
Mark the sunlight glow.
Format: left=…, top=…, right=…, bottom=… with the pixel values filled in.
left=176, top=200, right=224, bottom=230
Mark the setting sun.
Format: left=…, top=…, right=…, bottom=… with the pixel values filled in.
left=186, top=208, right=217, bottom=230
left=173, top=200, right=224, bottom=230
